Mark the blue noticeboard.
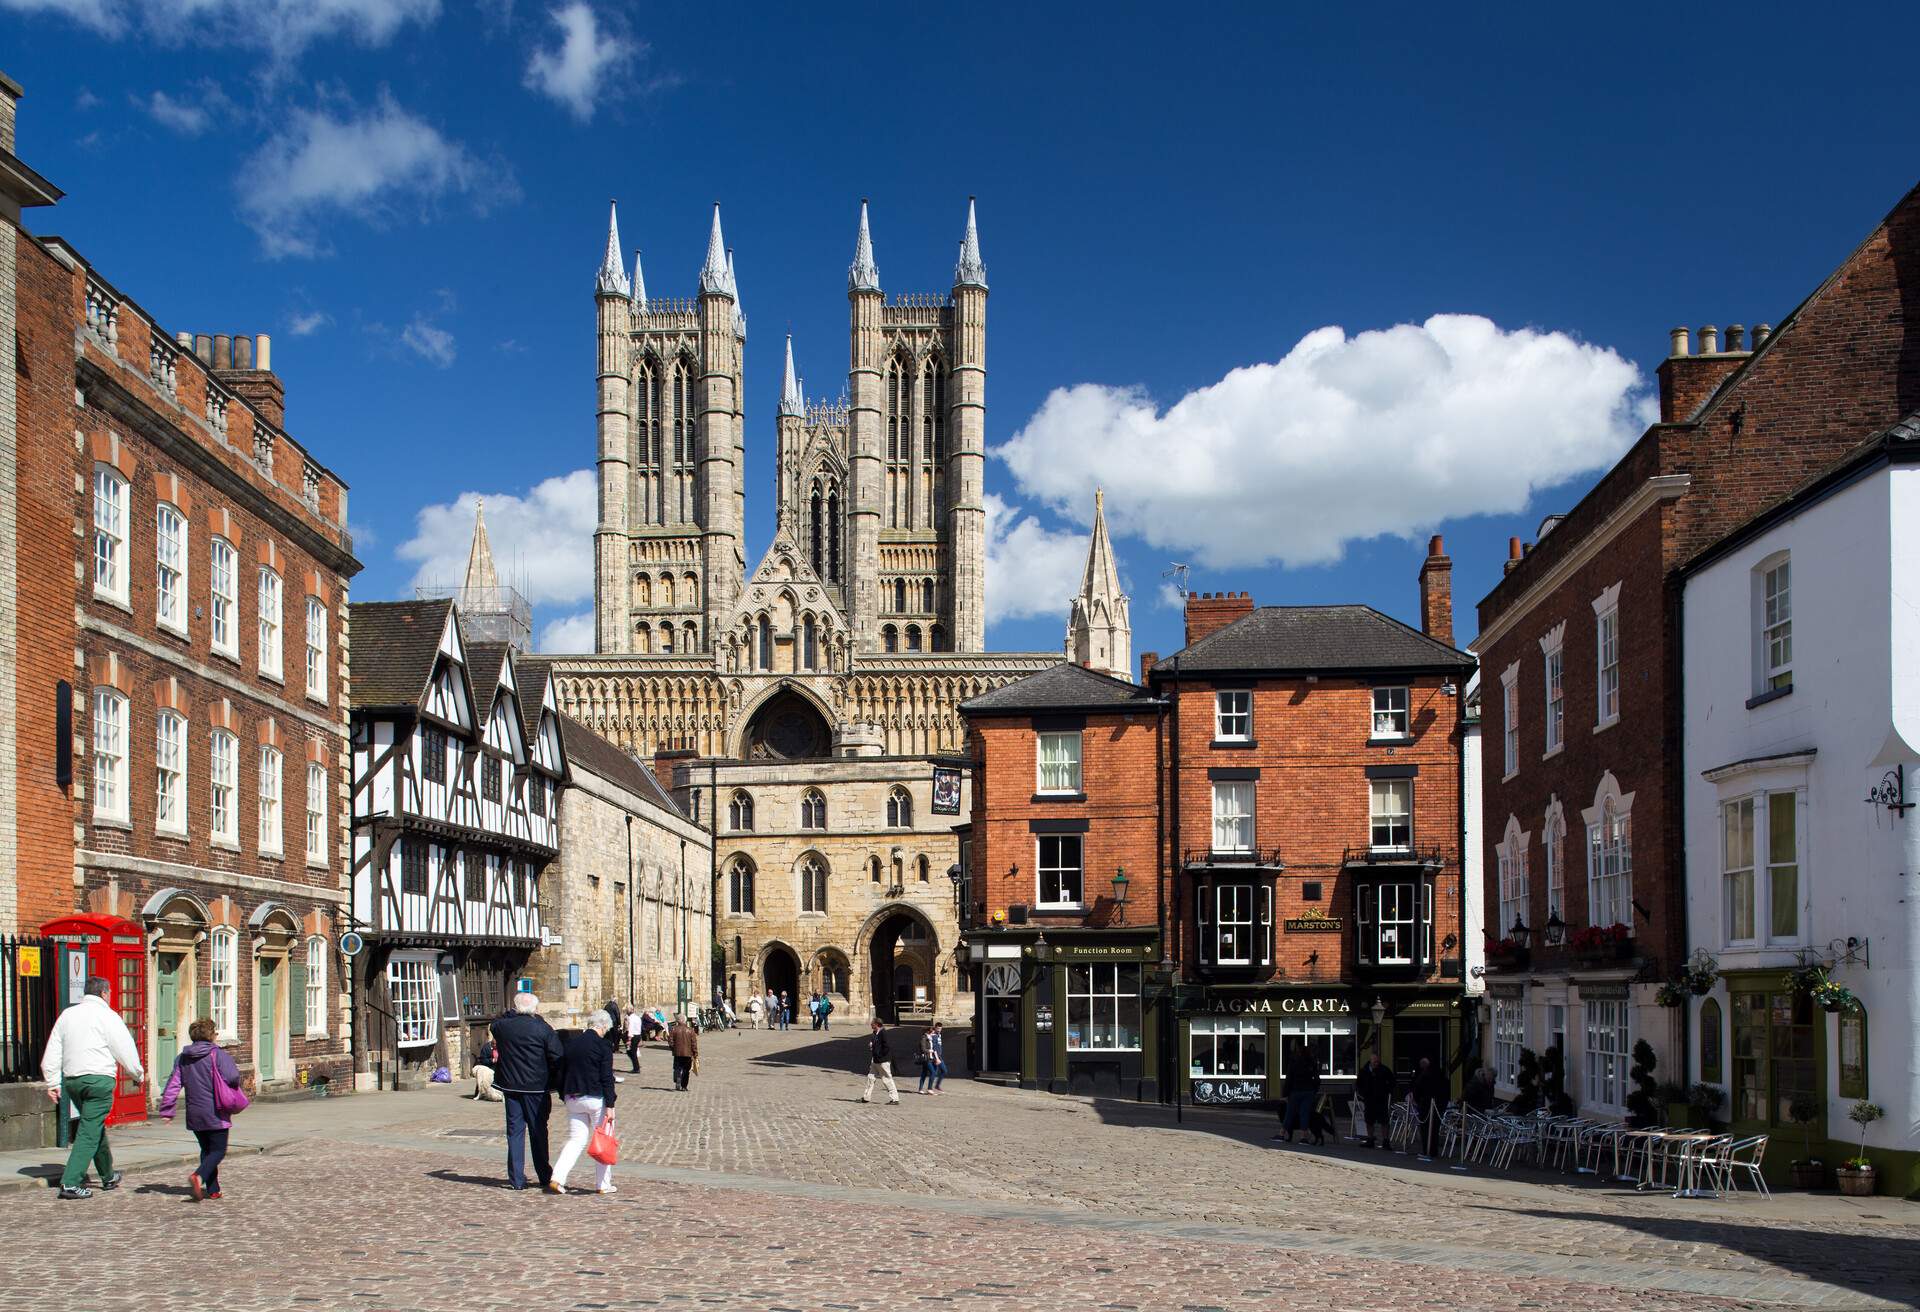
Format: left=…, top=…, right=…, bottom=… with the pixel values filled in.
left=568, top=963, right=581, bottom=989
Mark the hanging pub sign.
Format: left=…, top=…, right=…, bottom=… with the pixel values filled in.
left=1283, top=907, right=1343, bottom=934
left=930, top=766, right=963, bottom=815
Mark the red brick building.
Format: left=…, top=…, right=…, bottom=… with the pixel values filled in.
left=1473, top=182, right=1920, bottom=1116
left=2, top=76, right=360, bottom=1107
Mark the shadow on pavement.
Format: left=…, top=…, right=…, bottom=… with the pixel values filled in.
left=428, top=1168, right=511, bottom=1191
left=746, top=1025, right=976, bottom=1081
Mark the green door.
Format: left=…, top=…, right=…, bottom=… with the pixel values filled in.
left=257, top=959, right=279, bottom=1082
left=154, top=953, right=183, bottom=1079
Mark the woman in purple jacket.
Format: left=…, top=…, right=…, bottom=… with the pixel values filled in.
left=157, top=1018, right=243, bottom=1200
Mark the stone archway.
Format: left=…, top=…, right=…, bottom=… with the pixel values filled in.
left=864, top=908, right=937, bottom=1023
left=759, top=942, right=801, bottom=1023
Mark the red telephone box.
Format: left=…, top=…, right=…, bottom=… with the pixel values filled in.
left=41, top=914, right=149, bottom=1126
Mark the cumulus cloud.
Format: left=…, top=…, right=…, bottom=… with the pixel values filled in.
left=139, top=82, right=232, bottom=135
left=237, top=92, right=515, bottom=258
left=538, top=610, right=595, bottom=653
left=999, top=314, right=1656, bottom=571
left=524, top=2, right=638, bottom=122
left=0, top=0, right=439, bottom=60
left=984, top=493, right=1088, bottom=629
left=400, top=315, right=456, bottom=367
left=398, top=471, right=597, bottom=609
left=287, top=309, right=333, bottom=336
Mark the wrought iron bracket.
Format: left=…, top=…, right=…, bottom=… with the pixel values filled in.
left=1866, top=765, right=1913, bottom=816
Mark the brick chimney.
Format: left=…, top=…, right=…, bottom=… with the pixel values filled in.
left=1184, top=591, right=1255, bottom=647
left=1138, top=650, right=1158, bottom=685
left=1418, top=534, right=1453, bottom=645
left=651, top=745, right=696, bottom=806
left=1655, top=323, right=1750, bottom=424
left=192, top=331, right=285, bottom=430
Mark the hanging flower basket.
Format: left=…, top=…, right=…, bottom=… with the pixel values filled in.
left=1655, top=982, right=1687, bottom=1009
left=1681, top=949, right=1720, bottom=995
left=1810, top=980, right=1861, bottom=1014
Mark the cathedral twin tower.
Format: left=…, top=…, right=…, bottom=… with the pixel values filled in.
left=591, top=198, right=989, bottom=660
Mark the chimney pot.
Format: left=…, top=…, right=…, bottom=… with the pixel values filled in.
left=1699, top=324, right=1719, bottom=355
left=1508, top=536, right=1523, bottom=560
left=194, top=334, right=212, bottom=364
left=1428, top=533, right=1445, bottom=557
left=173, top=331, right=192, bottom=349
left=212, top=334, right=231, bottom=371
left=1726, top=324, right=1745, bottom=352
left=1753, top=323, right=1772, bottom=349
left=256, top=333, right=271, bottom=372
left=1669, top=326, right=1690, bottom=357
left=233, top=335, right=253, bottom=370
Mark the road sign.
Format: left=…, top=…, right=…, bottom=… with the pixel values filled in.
left=339, top=931, right=364, bottom=958
left=16, top=946, right=39, bottom=977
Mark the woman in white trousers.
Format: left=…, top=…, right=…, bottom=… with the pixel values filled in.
left=549, top=1010, right=617, bottom=1195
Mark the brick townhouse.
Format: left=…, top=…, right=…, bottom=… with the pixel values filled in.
left=3, top=74, right=360, bottom=1114
left=1473, top=180, right=1920, bottom=1121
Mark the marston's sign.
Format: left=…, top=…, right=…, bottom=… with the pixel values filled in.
left=1283, top=907, right=1343, bottom=934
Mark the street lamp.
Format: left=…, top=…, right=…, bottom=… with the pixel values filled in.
left=1033, top=931, right=1053, bottom=963
left=1110, top=866, right=1130, bottom=906
left=1509, top=916, right=1532, bottom=951
left=1542, top=910, right=1567, bottom=947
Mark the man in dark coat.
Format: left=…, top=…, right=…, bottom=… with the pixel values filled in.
left=490, top=991, right=563, bottom=1189
left=667, top=1014, right=699, bottom=1091
left=1355, top=1051, right=1395, bottom=1148
left=1411, top=1056, right=1450, bottom=1161
left=1275, top=1044, right=1323, bottom=1144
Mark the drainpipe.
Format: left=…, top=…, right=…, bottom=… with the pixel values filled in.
left=624, top=814, right=636, bottom=1009
left=1901, top=767, right=1920, bottom=1160
left=1169, top=654, right=1183, bottom=1106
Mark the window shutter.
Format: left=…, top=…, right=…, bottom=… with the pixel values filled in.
left=196, top=986, right=212, bottom=1025
left=288, top=958, right=307, bottom=1037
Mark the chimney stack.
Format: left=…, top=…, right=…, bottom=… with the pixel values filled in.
left=1418, top=534, right=1453, bottom=645
left=1656, top=319, right=1753, bottom=423
left=1138, top=650, right=1158, bottom=686
left=1183, top=591, right=1255, bottom=647
left=195, top=328, right=286, bottom=429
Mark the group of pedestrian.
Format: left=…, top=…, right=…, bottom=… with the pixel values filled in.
left=806, top=991, right=835, bottom=1029
left=915, top=1022, right=946, bottom=1094
left=490, top=991, right=623, bottom=1195
left=1276, top=1048, right=1461, bottom=1162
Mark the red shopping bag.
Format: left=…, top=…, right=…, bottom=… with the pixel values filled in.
left=588, top=1111, right=620, bottom=1166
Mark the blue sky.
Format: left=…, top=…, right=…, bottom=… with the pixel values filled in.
left=5, top=1, right=1917, bottom=659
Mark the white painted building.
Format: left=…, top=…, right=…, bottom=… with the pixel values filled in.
left=1680, top=417, right=1920, bottom=1192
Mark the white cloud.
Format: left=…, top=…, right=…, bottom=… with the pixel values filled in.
left=523, top=2, right=638, bottom=122
left=538, top=610, right=595, bottom=653
left=1000, top=315, right=1655, bottom=571
left=0, top=0, right=439, bottom=60
left=401, top=315, right=456, bottom=367
left=287, top=309, right=333, bottom=336
left=236, top=92, right=514, bottom=258
left=0, top=0, right=123, bottom=35
left=139, top=82, right=231, bottom=135
left=75, top=87, right=103, bottom=110
left=398, top=471, right=597, bottom=609
left=984, top=493, right=1087, bottom=629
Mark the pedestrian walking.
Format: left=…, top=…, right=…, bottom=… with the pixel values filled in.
left=779, top=990, right=791, bottom=1031
left=491, top=991, right=563, bottom=1190
left=763, top=989, right=778, bottom=1032
left=1274, top=1044, right=1323, bottom=1145
left=39, top=976, right=144, bottom=1200
left=861, top=1019, right=900, bottom=1104
left=928, top=1022, right=947, bottom=1093
left=470, top=1035, right=502, bottom=1101
left=667, top=1014, right=699, bottom=1091
left=549, top=1010, right=618, bottom=1195
left=1355, top=1050, right=1395, bottom=1148
left=809, top=992, right=823, bottom=1031
left=746, top=994, right=764, bottom=1030
left=1412, top=1056, right=1450, bottom=1161
left=155, top=1018, right=243, bottom=1201
left=603, top=997, right=623, bottom=1044
left=819, top=993, right=833, bottom=1031
left=623, top=1007, right=645, bottom=1074
left=916, top=1025, right=937, bottom=1094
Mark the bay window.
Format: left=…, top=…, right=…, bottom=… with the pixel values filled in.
left=387, top=952, right=440, bottom=1047
left=1722, top=789, right=1801, bottom=945
left=1356, top=881, right=1432, bottom=967
left=1196, top=881, right=1273, bottom=967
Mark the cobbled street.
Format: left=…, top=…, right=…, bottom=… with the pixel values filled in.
left=3, top=1028, right=1915, bottom=1311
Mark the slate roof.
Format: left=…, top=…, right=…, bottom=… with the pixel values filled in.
left=516, top=655, right=555, bottom=743
left=1152, top=606, right=1475, bottom=677
left=960, top=661, right=1157, bottom=715
left=466, top=641, right=510, bottom=722
left=349, top=599, right=456, bottom=712
left=559, top=714, right=688, bottom=820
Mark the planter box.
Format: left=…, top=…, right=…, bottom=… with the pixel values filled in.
left=1790, top=1160, right=1827, bottom=1190
left=1486, top=948, right=1531, bottom=973
left=1837, top=1166, right=1876, bottom=1197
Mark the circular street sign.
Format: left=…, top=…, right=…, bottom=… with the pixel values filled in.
left=339, top=931, right=365, bottom=958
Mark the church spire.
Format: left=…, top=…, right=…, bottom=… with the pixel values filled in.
left=630, top=249, right=646, bottom=311
left=698, top=202, right=733, bottom=299
left=1065, top=487, right=1132, bottom=681
left=728, top=249, right=745, bottom=337
left=954, top=195, right=987, bottom=289
left=463, top=498, right=501, bottom=596
left=848, top=198, right=880, bottom=293
left=596, top=200, right=630, bottom=296
left=780, top=334, right=802, bottom=416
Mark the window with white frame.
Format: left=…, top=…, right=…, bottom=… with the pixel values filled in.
left=258, top=745, right=283, bottom=854
left=1723, top=789, right=1801, bottom=945
left=155, top=710, right=186, bottom=835
left=92, top=466, right=128, bottom=604
left=1544, top=799, right=1565, bottom=918
left=1371, top=686, right=1409, bottom=739
left=1065, top=963, right=1141, bottom=1051
left=305, top=596, right=327, bottom=701
left=1544, top=649, right=1565, bottom=753
left=209, top=536, right=238, bottom=659
left=210, top=730, right=238, bottom=844
left=210, top=927, right=237, bottom=1040
left=155, top=502, right=187, bottom=632
left=306, top=761, right=327, bottom=863
left=1583, top=998, right=1630, bottom=1108
left=1356, top=881, right=1429, bottom=965
left=1585, top=779, right=1632, bottom=931
left=1211, top=780, right=1254, bottom=854
left=1593, top=584, right=1621, bottom=726
left=258, top=568, right=283, bottom=678
left=91, top=689, right=128, bottom=823
left=1758, top=555, right=1792, bottom=693
left=304, top=935, right=328, bottom=1035
left=1500, top=665, right=1519, bottom=777
left=1036, top=731, right=1082, bottom=793
left=1280, top=1014, right=1359, bottom=1080
left=1036, top=834, right=1083, bottom=907
left=1215, top=690, right=1251, bottom=741
left=1493, top=997, right=1524, bottom=1087
left=1189, top=1016, right=1267, bottom=1081
left=1369, top=778, right=1412, bottom=852
left=386, top=952, right=440, bottom=1047
left=1199, top=882, right=1272, bottom=967
left=1496, top=818, right=1529, bottom=935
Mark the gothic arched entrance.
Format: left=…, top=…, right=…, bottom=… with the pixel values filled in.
left=761, top=943, right=801, bottom=1021
left=867, top=910, right=936, bottom=1022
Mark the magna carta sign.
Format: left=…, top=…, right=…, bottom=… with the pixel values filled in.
left=1283, top=907, right=1343, bottom=934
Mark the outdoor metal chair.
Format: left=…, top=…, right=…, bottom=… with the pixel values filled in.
left=1718, top=1135, right=1771, bottom=1198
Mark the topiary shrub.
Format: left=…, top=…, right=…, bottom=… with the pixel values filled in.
left=1625, top=1039, right=1660, bottom=1127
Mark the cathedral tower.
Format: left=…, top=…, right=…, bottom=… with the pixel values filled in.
left=1065, top=488, right=1131, bottom=681
left=593, top=201, right=632, bottom=652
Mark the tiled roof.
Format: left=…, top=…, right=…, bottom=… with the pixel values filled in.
left=559, top=714, right=687, bottom=820
left=516, top=656, right=554, bottom=743
left=960, top=661, right=1155, bottom=714
left=349, top=599, right=455, bottom=711
left=1153, top=606, right=1474, bottom=677
left=466, top=641, right=510, bottom=722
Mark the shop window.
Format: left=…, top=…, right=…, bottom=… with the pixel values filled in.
left=387, top=953, right=440, bottom=1047
left=1065, top=963, right=1141, bottom=1051
left=1355, top=881, right=1431, bottom=966
left=1493, top=997, right=1524, bottom=1087
left=1190, top=1017, right=1266, bottom=1085
left=1279, top=1014, right=1358, bottom=1080
left=1699, top=996, right=1723, bottom=1084
left=1838, top=1007, right=1867, bottom=1099
left=1731, top=989, right=1815, bottom=1127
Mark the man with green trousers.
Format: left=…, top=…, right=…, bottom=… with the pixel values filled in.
left=40, top=976, right=144, bottom=1200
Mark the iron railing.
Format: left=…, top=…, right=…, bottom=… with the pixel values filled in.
left=0, top=935, right=57, bottom=1084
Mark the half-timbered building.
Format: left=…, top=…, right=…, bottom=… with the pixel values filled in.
left=348, top=599, right=567, bottom=1087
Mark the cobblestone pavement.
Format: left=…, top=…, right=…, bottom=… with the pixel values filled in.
left=4, top=1027, right=1915, bottom=1311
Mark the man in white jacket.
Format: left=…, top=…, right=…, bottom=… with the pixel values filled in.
left=41, top=977, right=144, bottom=1200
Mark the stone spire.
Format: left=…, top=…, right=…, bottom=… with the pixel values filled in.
left=780, top=334, right=802, bottom=415
left=728, top=249, right=745, bottom=337
left=630, top=248, right=646, bottom=312
left=596, top=200, right=630, bottom=296
left=848, top=198, right=880, bottom=293
left=954, top=196, right=987, bottom=289
left=464, top=498, right=501, bottom=595
left=1065, top=487, right=1132, bottom=682
left=698, top=202, right=733, bottom=299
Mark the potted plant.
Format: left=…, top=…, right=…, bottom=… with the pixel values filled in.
left=1838, top=1102, right=1885, bottom=1196
left=1624, top=1039, right=1661, bottom=1127
left=1659, top=1079, right=1691, bottom=1127
left=1809, top=978, right=1861, bottom=1014
left=1786, top=963, right=1828, bottom=997
left=1542, top=1044, right=1575, bottom=1116
left=1787, top=1094, right=1825, bottom=1189
left=1686, top=1082, right=1725, bottom=1131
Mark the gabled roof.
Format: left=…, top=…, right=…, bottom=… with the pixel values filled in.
left=466, top=641, right=510, bottom=721
left=559, top=714, right=688, bottom=821
left=1152, top=606, right=1474, bottom=678
left=516, top=655, right=555, bottom=743
left=349, top=599, right=460, bottom=712
left=960, top=661, right=1157, bottom=715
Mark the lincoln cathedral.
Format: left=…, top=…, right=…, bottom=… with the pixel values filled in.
left=550, top=198, right=1129, bottom=1021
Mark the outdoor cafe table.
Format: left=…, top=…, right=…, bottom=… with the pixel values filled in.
left=1667, top=1133, right=1720, bottom=1198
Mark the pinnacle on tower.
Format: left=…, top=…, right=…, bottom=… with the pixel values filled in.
left=954, top=195, right=987, bottom=289
left=728, top=249, right=746, bottom=336
left=698, top=202, right=733, bottom=299
left=596, top=200, right=631, bottom=297
left=848, top=198, right=880, bottom=293
left=464, top=498, right=501, bottom=595
left=780, top=334, right=802, bottom=416
left=1066, top=486, right=1132, bottom=681
left=631, top=249, right=647, bottom=311
left=1081, top=487, right=1121, bottom=601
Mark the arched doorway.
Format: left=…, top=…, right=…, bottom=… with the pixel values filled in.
left=867, top=911, right=936, bottom=1022
left=761, top=943, right=801, bottom=1022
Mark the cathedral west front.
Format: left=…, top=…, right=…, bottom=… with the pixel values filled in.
left=552, top=198, right=1128, bottom=1023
